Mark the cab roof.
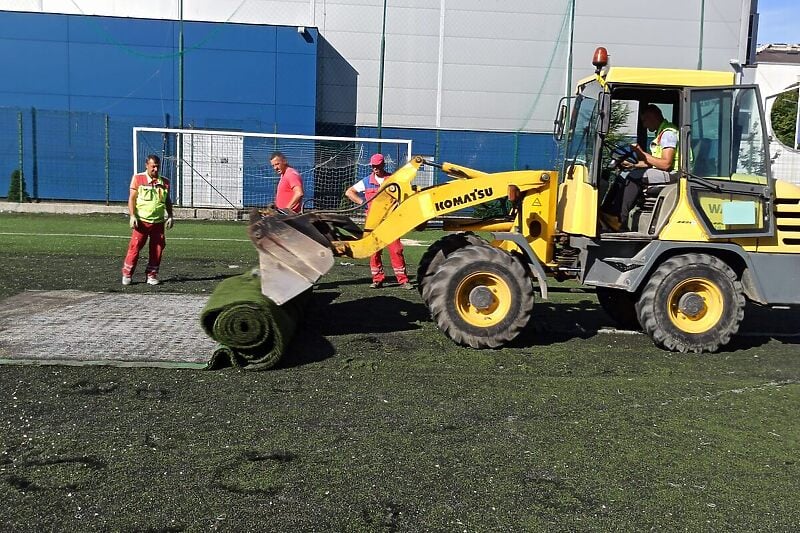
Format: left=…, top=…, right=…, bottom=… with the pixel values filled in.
left=577, top=66, right=735, bottom=89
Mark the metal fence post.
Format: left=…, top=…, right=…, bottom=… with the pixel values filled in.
left=190, top=131, right=194, bottom=208
left=31, top=107, right=38, bottom=201
left=17, top=110, right=23, bottom=203
left=105, top=114, right=110, bottom=206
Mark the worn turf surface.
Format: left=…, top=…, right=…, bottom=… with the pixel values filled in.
left=1, top=213, right=799, bottom=530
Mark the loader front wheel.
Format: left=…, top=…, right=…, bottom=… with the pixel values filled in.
left=417, top=233, right=486, bottom=296
left=636, top=253, right=744, bottom=353
left=596, top=287, right=640, bottom=330
left=426, top=245, right=534, bottom=348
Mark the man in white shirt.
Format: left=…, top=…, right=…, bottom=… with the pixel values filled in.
left=345, top=153, right=413, bottom=289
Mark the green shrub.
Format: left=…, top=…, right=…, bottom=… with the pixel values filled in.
left=6, top=169, right=30, bottom=202
left=473, top=198, right=511, bottom=219
left=771, top=89, right=798, bottom=148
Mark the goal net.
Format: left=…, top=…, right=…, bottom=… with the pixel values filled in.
left=132, top=127, right=414, bottom=210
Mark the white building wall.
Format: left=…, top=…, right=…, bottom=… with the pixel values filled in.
left=0, top=0, right=754, bottom=133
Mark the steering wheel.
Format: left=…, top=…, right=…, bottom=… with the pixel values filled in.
left=607, top=143, right=638, bottom=170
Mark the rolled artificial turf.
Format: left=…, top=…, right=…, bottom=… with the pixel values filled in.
left=200, top=270, right=307, bottom=370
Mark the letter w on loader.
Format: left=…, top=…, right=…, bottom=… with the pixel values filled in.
left=250, top=47, right=800, bottom=354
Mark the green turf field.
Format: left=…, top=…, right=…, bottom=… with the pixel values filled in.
left=1, top=212, right=799, bottom=530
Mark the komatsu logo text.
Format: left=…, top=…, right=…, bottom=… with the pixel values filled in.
left=434, top=188, right=493, bottom=211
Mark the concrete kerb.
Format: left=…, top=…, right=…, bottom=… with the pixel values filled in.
left=0, top=201, right=248, bottom=220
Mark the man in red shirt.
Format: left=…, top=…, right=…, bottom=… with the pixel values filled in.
left=270, top=152, right=304, bottom=212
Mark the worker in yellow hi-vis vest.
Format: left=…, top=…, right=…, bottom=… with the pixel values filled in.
left=617, top=104, right=680, bottom=231
left=121, top=154, right=174, bottom=286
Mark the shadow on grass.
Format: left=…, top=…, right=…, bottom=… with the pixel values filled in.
left=725, top=303, right=800, bottom=351
left=510, top=299, right=611, bottom=348
left=167, top=273, right=235, bottom=283
left=310, top=292, right=428, bottom=336
left=279, top=291, right=428, bottom=368
left=315, top=277, right=370, bottom=290
left=513, top=299, right=800, bottom=352
left=223, top=281, right=800, bottom=369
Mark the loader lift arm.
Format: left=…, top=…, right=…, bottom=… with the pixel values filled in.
left=248, top=156, right=554, bottom=304
left=336, top=156, right=552, bottom=258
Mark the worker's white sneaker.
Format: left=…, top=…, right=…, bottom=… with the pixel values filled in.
left=122, top=276, right=132, bottom=286
left=146, top=276, right=160, bottom=286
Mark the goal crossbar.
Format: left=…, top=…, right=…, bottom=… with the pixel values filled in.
left=133, top=127, right=413, bottom=175
left=132, top=126, right=414, bottom=210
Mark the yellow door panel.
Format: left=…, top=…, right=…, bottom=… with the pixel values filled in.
left=557, top=165, right=597, bottom=237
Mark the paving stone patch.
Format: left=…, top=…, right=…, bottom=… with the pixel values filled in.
left=0, top=290, right=215, bottom=367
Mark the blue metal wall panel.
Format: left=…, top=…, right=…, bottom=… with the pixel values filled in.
left=68, top=15, right=174, bottom=47
left=516, top=134, right=561, bottom=172
left=399, top=129, right=437, bottom=158
left=276, top=53, right=316, bottom=107
left=0, top=40, right=69, bottom=95
left=0, top=11, right=317, bottom=202
left=0, top=11, right=68, bottom=41
left=68, top=43, right=175, bottom=99
left=276, top=26, right=313, bottom=54
left=184, top=48, right=277, bottom=104
left=183, top=21, right=277, bottom=52
left=275, top=105, right=316, bottom=136
left=0, top=94, right=71, bottom=110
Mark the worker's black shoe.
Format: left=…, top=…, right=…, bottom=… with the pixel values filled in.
left=599, top=211, right=623, bottom=232
left=369, top=281, right=383, bottom=289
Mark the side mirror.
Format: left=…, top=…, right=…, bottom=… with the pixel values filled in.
left=597, top=92, right=611, bottom=136
left=553, top=99, right=568, bottom=141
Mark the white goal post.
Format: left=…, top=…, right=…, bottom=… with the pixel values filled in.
left=132, top=127, right=414, bottom=210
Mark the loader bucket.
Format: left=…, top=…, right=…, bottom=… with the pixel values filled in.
left=247, top=208, right=364, bottom=304
left=248, top=209, right=335, bottom=305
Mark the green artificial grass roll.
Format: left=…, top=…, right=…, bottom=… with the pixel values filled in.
left=213, top=304, right=271, bottom=351
left=200, top=270, right=307, bottom=370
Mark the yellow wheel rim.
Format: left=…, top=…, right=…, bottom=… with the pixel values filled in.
left=666, top=277, right=724, bottom=334
left=454, top=272, right=512, bottom=328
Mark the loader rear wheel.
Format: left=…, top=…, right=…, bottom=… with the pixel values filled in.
left=417, top=233, right=486, bottom=296
left=635, top=253, right=745, bottom=353
left=426, top=245, right=534, bottom=348
left=596, top=287, right=640, bottom=330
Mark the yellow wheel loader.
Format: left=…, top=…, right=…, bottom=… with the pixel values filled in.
left=250, top=48, right=800, bottom=353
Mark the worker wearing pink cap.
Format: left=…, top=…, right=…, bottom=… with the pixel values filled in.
left=345, top=153, right=413, bottom=289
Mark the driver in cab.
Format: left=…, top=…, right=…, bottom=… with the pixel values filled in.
left=615, top=104, right=679, bottom=231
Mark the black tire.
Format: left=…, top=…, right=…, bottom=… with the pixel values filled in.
left=417, top=232, right=486, bottom=296
left=635, top=253, right=745, bottom=353
left=596, top=287, right=641, bottom=330
left=426, top=245, right=534, bottom=348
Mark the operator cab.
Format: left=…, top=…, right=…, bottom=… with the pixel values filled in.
left=555, top=47, right=774, bottom=241
left=598, top=86, right=682, bottom=236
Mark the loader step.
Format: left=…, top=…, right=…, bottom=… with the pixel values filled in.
left=599, top=231, right=655, bottom=241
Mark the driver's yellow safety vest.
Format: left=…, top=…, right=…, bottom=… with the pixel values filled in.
left=650, top=120, right=679, bottom=172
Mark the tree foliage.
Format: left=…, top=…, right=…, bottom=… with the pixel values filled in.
left=602, top=101, right=634, bottom=160
left=770, top=89, right=798, bottom=148
left=6, top=169, right=31, bottom=202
